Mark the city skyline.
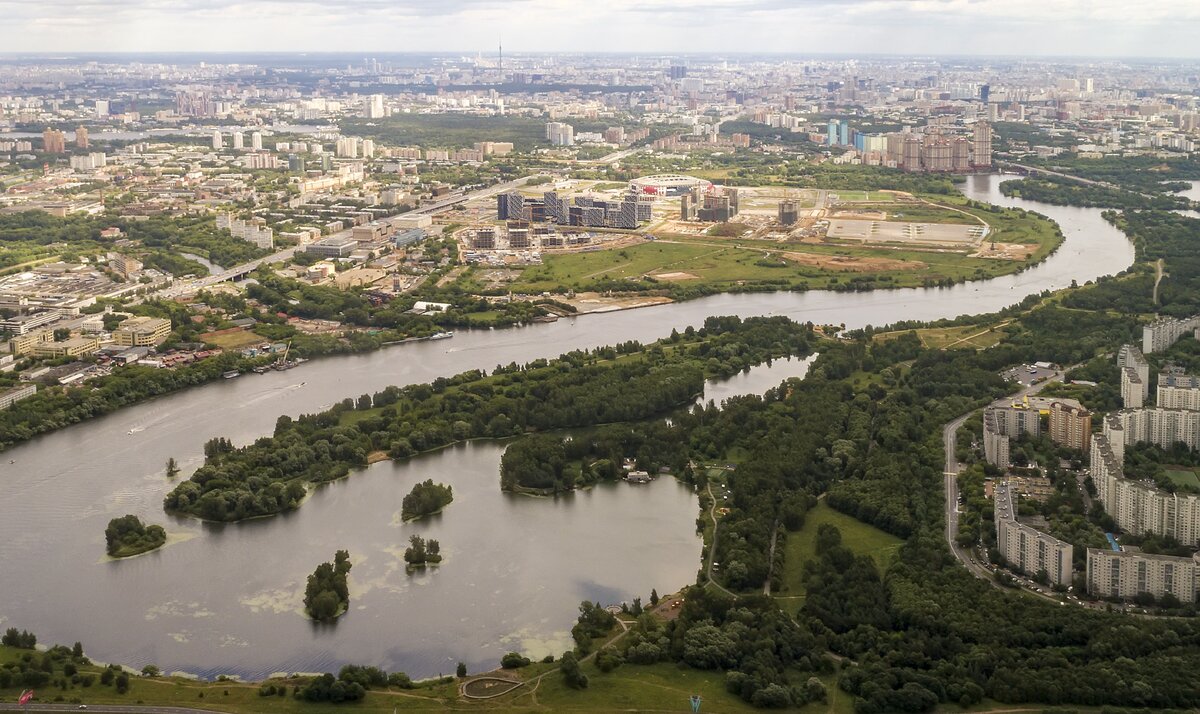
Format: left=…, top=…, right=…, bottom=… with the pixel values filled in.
left=1, top=0, right=1199, bottom=58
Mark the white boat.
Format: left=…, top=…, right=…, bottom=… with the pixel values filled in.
left=429, top=331, right=454, bottom=341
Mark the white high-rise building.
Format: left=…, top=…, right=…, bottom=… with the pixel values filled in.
left=211, top=130, right=223, bottom=150
left=94, top=100, right=109, bottom=117
left=546, top=122, right=575, bottom=146
left=251, top=132, right=263, bottom=151
left=362, top=139, right=375, bottom=158
left=232, top=132, right=244, bottom=150
left=365, top=94, right=385, bottom=119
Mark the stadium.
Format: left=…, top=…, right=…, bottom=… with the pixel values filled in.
left=628, top=174, right=713, bottom=197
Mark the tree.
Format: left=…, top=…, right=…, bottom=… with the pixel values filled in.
left=304, top=551, right=352, bottom=621
left=456, top=661, right=467, bottom=678
left=559, top=651, right=588, bottom=689
left=649, top=588, right=659, bottom=606
left=165, top=457, right=180, bottom=479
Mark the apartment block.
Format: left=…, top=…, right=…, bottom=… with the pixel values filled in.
left=995, top=482, right=1074, bottom=586
left=1143, top=315, right=1200, bottom=354
left=1049, top=401, right=1092, bottom=451
left=1157, top=368, right=1200, bottom=411
left=1087, top=548, right=1200, bottom=603
left=1118, top=344, right=1149, bottom=408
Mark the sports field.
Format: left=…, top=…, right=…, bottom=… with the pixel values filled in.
left=1164, top=467, right=1200, bottom=491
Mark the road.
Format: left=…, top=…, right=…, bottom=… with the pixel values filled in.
left=147, top=173, right=546, bottom=301
left=0, top=705, right=221, bottom=713
left=703, top=482, right=738, bottom=599
left=996, top=161, right=1122, bottom=190
left=943, top=367, right=1071, bottom=588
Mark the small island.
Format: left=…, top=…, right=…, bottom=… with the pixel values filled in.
left=403, top=535, right=442, bottom=570
left=105, top=515, right=167, bottom=558
left=401, top=479, right=453, bottom=521
left=303, top=550, right=352, bottom=621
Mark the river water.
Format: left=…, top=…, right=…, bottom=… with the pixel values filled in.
left=0, top=175, right=1135, bottom=679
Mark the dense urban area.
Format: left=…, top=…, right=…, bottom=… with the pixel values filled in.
left=3, top=48, right=1200, bottom=713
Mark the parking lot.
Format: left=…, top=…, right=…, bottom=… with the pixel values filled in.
left=1004, top=363, right=1058, bottom=386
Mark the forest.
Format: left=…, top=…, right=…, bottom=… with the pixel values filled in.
left=161, top=316, right=815, bottom=522
left=999, top=175, right=1192, bottom=210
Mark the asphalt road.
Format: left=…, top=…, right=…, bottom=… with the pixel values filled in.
left=942, top=367, right=1072, bottom=590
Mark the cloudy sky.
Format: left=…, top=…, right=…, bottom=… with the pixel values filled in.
left=0, top=0, right=1198, bottom=57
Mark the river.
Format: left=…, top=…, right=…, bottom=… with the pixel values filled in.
left=0, top=174, right=1135, bottom=679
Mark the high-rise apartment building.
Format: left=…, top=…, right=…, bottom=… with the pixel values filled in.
left=1049, top=401, right=1092, bottom=451
left=42, top=128, right=66, bottom=154
left=972, top=121, right=993, bottom=167
left=75, top=126, right=89, bottom=149
left=778, top=200, right=798, bottom=227
left=546, top=122, right=574, bottom=146
left=251, top=132, right=263, bottom=151
left=1087, top=548, right=1199, bottom=603
left=232, top=131, right=244, bottom=150
left=211, top=130, right=223, bottom=150
left=995, top=483, right=1074, bottom=586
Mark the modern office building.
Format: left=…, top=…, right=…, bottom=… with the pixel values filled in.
left=303, top=237, right=357, bottom=259
left=32, top=335, right=100, bottom=358
left=1087, top=548, right=1200, bottom=603
left=995, top=483, right=1074, bottom=587
left=113, top=316, right=172, bottom=347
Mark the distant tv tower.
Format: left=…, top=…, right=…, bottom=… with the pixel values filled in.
left=498, top=37, right=503, bottom=74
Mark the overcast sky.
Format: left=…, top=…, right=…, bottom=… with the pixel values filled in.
left=1, top=0, right=1198, bottom=58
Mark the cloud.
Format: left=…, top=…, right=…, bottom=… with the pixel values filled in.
left=0, top=0, right=1196, bottom=55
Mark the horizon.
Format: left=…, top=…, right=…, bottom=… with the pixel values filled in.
left=1, top=0, right=1198, bottom=59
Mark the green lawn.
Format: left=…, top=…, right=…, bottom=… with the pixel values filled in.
left=775, top=501, right=904, bottom=613
left=1164, top=467, right=1200, bottom=490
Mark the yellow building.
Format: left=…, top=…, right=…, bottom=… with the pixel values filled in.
left=113, top=316, right=172, bottom=347
left=8, top=330, right=53, bottom=356
left=32, top=336, right=100, bottom=358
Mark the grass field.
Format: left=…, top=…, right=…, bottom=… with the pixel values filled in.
left=875, top=322, right=1010, bottom=350
left=202, top=329, right=268, bottom=350
left=829, top=190, right=895, bottom=202
left=1164, top=467, right=1200, bottom=490
left=774, top=502, right=904, bottom=614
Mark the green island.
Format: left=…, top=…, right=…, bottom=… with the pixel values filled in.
left=400, top=479, right=453, bottom=521
left=302, top=550, right=352, bottom=622
left=103, top=515, right=166, bottom=558
left=162, top=316, right=813, bottom=522
left=402, top=535, right=442, bottom=569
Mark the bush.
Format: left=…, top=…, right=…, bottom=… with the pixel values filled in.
left=500, top=652, right=530, bottom=669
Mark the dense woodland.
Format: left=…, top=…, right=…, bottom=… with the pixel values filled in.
left=103, top=515, right=166, bottom=557
left=400, top=479, right=453, bottom=520
left=303, top=550, right=352, bottom=621
left=162, top=317, right=814, bottom=521
left=999, top=175, right=1192, bottom=210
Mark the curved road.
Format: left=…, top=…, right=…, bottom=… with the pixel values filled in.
left=943, top=367, right=1072, bottom=589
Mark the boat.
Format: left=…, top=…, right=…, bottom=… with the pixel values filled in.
left=223, top=370, right=241, bottom=379
left=429, top=331, right=454, bottom=341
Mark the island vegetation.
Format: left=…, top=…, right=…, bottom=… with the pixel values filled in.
left=303, top=550, right=352, bottom=621
left=400, top=480, right=453, bottom=521
left=163, top=316, right=814, bottom=522
left=103, top=515, right=166, bottom=558
left=402, top=535, right=441, bottom=568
